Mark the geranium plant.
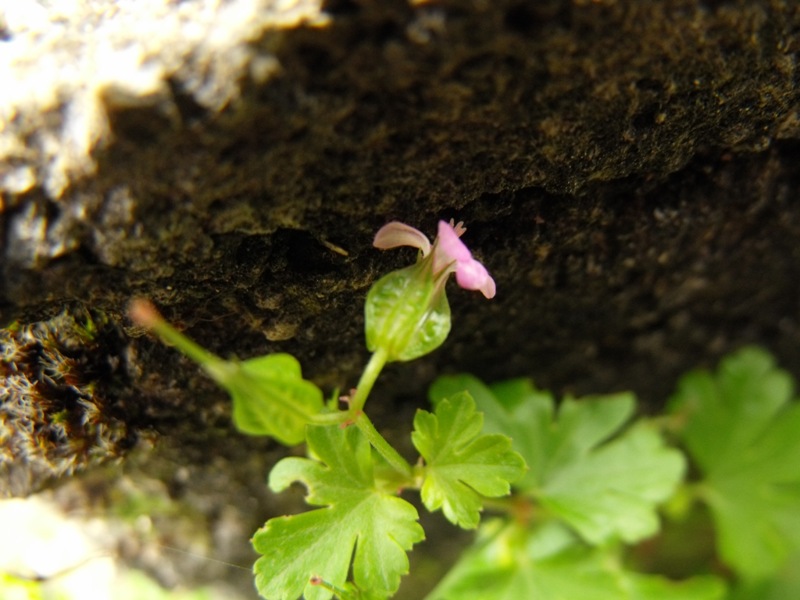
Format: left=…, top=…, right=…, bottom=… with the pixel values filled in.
left=131, top=220, right=800, bottom=599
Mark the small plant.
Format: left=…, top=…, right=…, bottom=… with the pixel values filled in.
left=131, top=220, right=800, bottom=599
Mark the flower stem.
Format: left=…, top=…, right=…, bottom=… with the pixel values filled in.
left=342, top=349, right=412, bottom=478
left=349, top=348, right=388, bottom=413
left=129, top=299, right=220, bottom=367
left=310, top=411, right=350, bottom=426
left=355, top=412, right=413, bottom=479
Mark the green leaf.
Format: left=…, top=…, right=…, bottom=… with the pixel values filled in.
left=429, top=376, right=549, bottom=493
left=206, top=353, right=324, bottom=446
left=669, top=347, right=800, bottom=579
left=536, top=419, right=685, bottom=544
left=624, top=575, right=726, bottom=600
left=364, top=263, right=451, bottom=362
left=132, top=304, right=324, bottom=446
left=411, top=393, right=526, bottom=528
left=430, top=376, right=685, bottom=544
left=429, top=374, right=522, bottom=435
left=305, top=578, right=383, bottom=600
left=253, top=425, right=424, bottom=600
left=426, top=521, right=726, bottom=600
left=728, top=551, right=800, bottom=600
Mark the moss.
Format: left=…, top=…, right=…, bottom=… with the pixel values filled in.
left=0, top=307, right=139, bottom=497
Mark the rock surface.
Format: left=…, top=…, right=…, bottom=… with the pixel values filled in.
left=2, top=0, right=800, bottom=594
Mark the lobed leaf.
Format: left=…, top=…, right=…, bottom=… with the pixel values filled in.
left=669, top=347, right=800, bottom=579
left=538, top=421, right=685, bottom=544
left=412, top=392, right=526, bottom=528
left=253, top=425, right=424, bottom=600
left=208, top=353, right=324, bottom=446
left=426, top=521, right=726, bottom=600
left=430, top=376, right=684, bottom=544
left=727, top=550, right=800, bottom=600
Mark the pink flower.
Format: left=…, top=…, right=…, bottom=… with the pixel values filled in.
left=374, top=220, right=496, bottom=299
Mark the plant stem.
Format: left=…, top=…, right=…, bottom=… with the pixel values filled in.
left=355, top=412, right=413, bottom=479
left=340, top=349, right=412, bottom=478
left=349, top=348, right=388, bottom=413
left=482, top=495, right=538, bottom=526
left=133, top=301, right=220, bottom=367
left=310, top=411, right=350, bottom=425
left=480, top=497, right=518, bottom=512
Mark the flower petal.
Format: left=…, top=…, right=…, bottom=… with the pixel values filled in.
left=437, top=220, right=472, bottom=262
left=455, top=259, right=497, bottom=299
left=373, top=221, right=432, bottom=256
